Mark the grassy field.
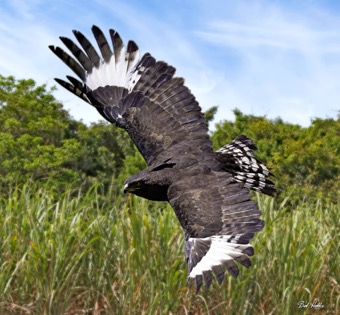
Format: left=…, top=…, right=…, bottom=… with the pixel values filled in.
left=0, top=184, right=338, bottom=314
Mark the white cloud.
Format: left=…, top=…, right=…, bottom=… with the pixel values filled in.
left=191, top=3, right=340, bottom=126
left=0, top=0, right=339, bottom=127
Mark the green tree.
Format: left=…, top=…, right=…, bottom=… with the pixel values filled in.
left=211, top=109, right=340, bottom=202
left=1, top=75, right=338, bottom=202
left=76, top=122, right=146, bottom=191
left=0, top=75, right=84, bottom=192
left=0, top=75, right=146, bottom=195
left=204, top=105, right=218, bottom=127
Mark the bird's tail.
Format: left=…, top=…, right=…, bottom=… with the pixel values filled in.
left=215, top=135, right=276, bottom=196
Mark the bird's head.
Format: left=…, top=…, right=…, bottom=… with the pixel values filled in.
left=123, top=173, right=147, bottom=195
left=123, top=165, right=173, bottom=201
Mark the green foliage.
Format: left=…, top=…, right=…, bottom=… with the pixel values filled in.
left=0, top=75, right=84, bottom=191
left=1, top=75, right=339, bottom=203
left=212, top=109, right=340, bottom=203
left=0, top=76, right=144, bottom=195
left=204, top=105, right=218, bottom=127
left=75, top=123, right=136, bottom=190
left=0, top=75, right=339, bottom=313
left=0, top=185, right=338, bottom=314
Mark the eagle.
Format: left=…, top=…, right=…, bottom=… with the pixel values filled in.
left=49, top=26, right=275, bottom=291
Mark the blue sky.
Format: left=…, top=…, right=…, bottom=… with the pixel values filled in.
left=1, top=0, right=340, bottom=127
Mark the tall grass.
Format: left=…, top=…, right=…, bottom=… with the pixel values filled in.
left=0, top=184, right=338, bottom=314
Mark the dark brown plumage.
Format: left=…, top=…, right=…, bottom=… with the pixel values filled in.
left=49, top=26, right=275, bottom=291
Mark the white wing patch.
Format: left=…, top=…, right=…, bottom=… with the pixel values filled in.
left=128, top=65, right=144, bottom=92
left=85, top=47, right=140, bottom=91
left=189, top=235, right=253, bottom=278
left=187, top=235, right=254, bottom=289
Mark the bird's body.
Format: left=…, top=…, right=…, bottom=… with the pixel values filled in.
left=50, top=26, right=275, bottom=291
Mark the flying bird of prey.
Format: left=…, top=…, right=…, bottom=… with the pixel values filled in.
left=49, top=26, right=275, bottom=291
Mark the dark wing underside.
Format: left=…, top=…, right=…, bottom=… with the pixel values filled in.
left=168, top=167, right=264, bottom=290
left=98, top=78, right=212, bottom=165
left=49, top=25, right=212, bottom=166
left=169, top=169, right=263, bottom=238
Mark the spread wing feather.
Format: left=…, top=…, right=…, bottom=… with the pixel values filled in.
left=216, top=135, right=276, bottom=195
left=169, top=169, right=264, bottom=288
left=59, top=36, right=93, bottom=72
left=49, top=25, right=211, bottom=165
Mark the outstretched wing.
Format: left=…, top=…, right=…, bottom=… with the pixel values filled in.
left=49, top=26, right=211, bottom=166
left=168, top=165, right=264, bottom=291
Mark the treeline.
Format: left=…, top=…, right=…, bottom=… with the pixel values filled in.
left=0, top=75, right=339, bottom=202
left=212, top=109, right=340, bottom=203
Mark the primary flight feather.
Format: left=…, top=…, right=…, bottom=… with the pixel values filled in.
left=49, top=26, right=275, bottom=291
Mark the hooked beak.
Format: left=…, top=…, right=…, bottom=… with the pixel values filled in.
left=123, top=183, right=128, bottom=194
